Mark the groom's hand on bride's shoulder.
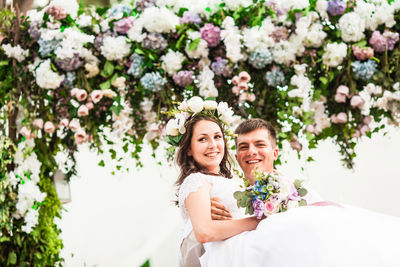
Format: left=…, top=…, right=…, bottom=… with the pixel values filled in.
left=210, top=197, right=232, bottom=220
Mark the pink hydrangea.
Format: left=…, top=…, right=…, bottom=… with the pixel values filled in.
left=352, top=46, right=374, bottom=61
left=114, top=17, right=134, bottom=34
left=200, top=23, right=221, bottom=47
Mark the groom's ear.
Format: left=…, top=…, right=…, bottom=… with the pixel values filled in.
left=273, top=148, right=279, bottom=160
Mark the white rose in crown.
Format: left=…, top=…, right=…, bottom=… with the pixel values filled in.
left=175, top=113, right=186, bottom=134
left=204, top=100, right=218, bottom=110
left=166, top=119, right=179, bottom=136
left=187, top=96, right=204, bottom=113
left=217, top=102, right=235, bottom=124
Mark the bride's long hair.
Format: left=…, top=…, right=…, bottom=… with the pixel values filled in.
left=175, top=115, right=232, bottom=190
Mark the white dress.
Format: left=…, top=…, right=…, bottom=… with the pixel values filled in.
left=178, top=172, right=400, bottom=267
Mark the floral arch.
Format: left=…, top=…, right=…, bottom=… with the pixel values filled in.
left=1, top=0, right=400, bottom=264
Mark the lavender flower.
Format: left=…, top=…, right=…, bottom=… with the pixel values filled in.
left=56, top=54, right=84, bottom=71
left=249, top=48, right=273, bottom=69
left=351, top=60, right=377, bottom=81
left=94, top=31, right=117, bottom=51
left=180, top=11, right=202, bottom=24
left=127, top=53, right=144, bottom=78
left=46, top=5, right=68, bottom=20
left=29, top=22, right=41, bottom=41
left=369, top=31, right=399, bottom=53
left=265, top=68, right=285, bottom=87
left=140, top=72, right=166, bottom=92
left=211, top=57, right=232, bottom=77
left=135, top=0, right=156, bottom=12
left=272, top=27, right=289, bottom=42
left=173, top=70, right=194, bottom=87
left=327, top=0, right=346, bottom=16
left=200, top=23, right=221, bottom=47
left=253, top=199, right=265, bottom=219
left=383, top=31, right=399, bottom=51
left=142, top=33, right=168, bottom=51
left=114, top=17, right=134, bottom=34
left=38, top=37, right=60, bottom=57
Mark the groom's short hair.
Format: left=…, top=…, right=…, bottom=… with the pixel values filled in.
left=234, top=118, right=277, bottom=147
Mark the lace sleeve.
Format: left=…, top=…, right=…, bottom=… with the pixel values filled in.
left=178, top=173, right=211, bottom=220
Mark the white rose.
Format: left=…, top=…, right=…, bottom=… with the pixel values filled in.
left=204, top=100, right=217, bottom=110
left=278, top=177, right=293, bottom=200
left=287, top=200, right=299, bottom=210
left=166, top=119, right=179, bottom=136
left=187, top=96, right=204, bottom=113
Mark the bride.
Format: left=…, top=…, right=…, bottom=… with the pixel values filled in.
left=174, top=114, right=400, bottom=267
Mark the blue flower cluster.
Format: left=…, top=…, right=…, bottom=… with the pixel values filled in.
left=140, top=72, right=166, bottom=92
left=64, top=72, right=76, bottom=87
left=107, top=4, right=132, bottom=18
left=351, top=60, right=377, bottom=81
left=127, top=53, right=144, bottom=78
left=265, top=68, right=285, bottom=87
left=38, top=37, right=60, bottom=57
left=249, top=48, right=273, bottom=69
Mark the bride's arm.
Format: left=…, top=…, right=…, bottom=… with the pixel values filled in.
left=185, top=182, right=260, bottom=243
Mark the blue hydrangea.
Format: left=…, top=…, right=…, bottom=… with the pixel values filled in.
left=127, top=53, right=144, bottom=78
left=64, top=72, right=76, bottom=88
left=107, top=4, right=132, bottom=19
left=249, top=48, right=273, bottom=69
left=351, top=60, right=377, bottom=81
left=38, top=37, right=60, bottom=58
left=140, top=72, right=166, bottom=92
left=265, top=69, right=285, bottom=87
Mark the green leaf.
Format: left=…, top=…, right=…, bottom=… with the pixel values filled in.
left=135, top=48, right=145, bottom=55
left=99, top=80, right=111, bottom=90
left=319, top=76, right=328, bottom=85
left=98, top=160, right=105, bottom=167
left=7, top=252, right=16, bottom=265
left=299, top=199, right=307, bottom=206
left=101, top=61, right=114, bottom=78
left=298, top=188, right=308, bottom=197
left=188, top=38, right=201, bottom=52
left=0, top=60, right=9, bottom=66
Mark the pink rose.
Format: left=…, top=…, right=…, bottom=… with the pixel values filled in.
left=32, top=118, right=44, bottom=129
left=238, top=93, right=247, bottom=103
left=69, top=119, right=80, bottom=132
left=70, top=88, right=80, bottom=97
left=232, top=76, right=240, bottom=86
left=239, top=71, right=251, bottom=83
left=20, top=126, right=34, bottom=139
left=74, top=128, right=87, bottom=145
left=85, top=102, right=94, bottom=110
left=306, top=124, right=315, bottom=133
left=247, top=93, right=256, bottom=102
left=350, top=95, right=365, bottom=109
left=334, top=93, right=347, bottom=103
left=44, top=121, right=56, bottom=133
left=360, top=124, right=370, bottom=135
left=336, top=85, right=349, bottom=97
left=76, top=89, right=88, bottom=102
left=232, top=86, right=240, bottom=95
left=90, top=90, right=103, bottom=103
left=60, top=118, right=69, bottom=127
left=77, top=105, right=89, bottom=117
left=238, top=82, right=248, bottom=91
left=331, top=112, right=347, bottom=124
left=352, top=129, right=361, bottom=138
left=363, top=116, right=372, bottom=125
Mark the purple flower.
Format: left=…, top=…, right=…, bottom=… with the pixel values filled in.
left=114, top=17, right=134, bottom=34
left=253, top=199, right=265, bottom=219
left=200, top=23, right=221, bottom=47
left=143, top=33, right=168, bottom=51
left=369, top=31, right=399, bottom=53
left=173, top=70, right=194, bottom=88
left=327, top=0, right=346, bottom=16
left=56, top=54, right=83, bottom=71
left=180, top=11, right=202, bottom=24
left=211, top=57, right=232, bottom=77
left=383, top=31, right=399, bottom=51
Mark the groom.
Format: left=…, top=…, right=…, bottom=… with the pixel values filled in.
left=180, top=118, right=281, bottom=266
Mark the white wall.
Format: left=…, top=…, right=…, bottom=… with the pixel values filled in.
left=57, top=127, right=400, bottom=267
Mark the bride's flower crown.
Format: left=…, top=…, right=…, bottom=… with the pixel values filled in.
left=164, top=96, right=239, bottom=148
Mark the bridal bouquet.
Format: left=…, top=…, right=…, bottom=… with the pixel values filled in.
left=234, top=170, right=308, bottom=219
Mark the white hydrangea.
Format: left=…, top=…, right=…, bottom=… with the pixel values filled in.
left=278, top=0, right=309, bottom=10
left=322, top=42, right=347, bottom=67
left=26, top=9, right=45, bottom=23
left=316, top=0, right=328, bottom=19
left=100, top=36, right=131, bottom=61
left=1, top=44, right=29, bottom=62
left=288, top=68, right=312, bottom=99
left=224, top=0, right=253, bottom=10
left=272, top=40, right=297, bottom=64
left=242, top=18, right=275, bottom=52
left=47, top=0, right=79, bottom=19
left=304, top=22, right=327, bottom=48
left=54, top=28, right=95, bottom=60
left=112, top=101, right=135, bottom=138
left=338, top=12, right=365, bottom=42
left=161, top=50, right=186, bottom=76
left=353, top=0, right=381, bottom=31
left=197, top=66, right=218, bottom=98
left=141, top=7, right=179, bottom=33
left=185, top=31, right=209, bottom=59
left=310, top=100, right=331, bottom=134
left=36, top=59, right=65, bottom=89
left=76, top=14, right=92, bottom=27
left=221, top=17, right=245, bottom=63
left=127, top=17, right=146, bottom=43
left=39, top=28, right=64, bottom=41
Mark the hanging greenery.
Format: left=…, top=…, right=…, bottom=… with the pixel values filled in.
left=1, top=0, right=400, bottom=265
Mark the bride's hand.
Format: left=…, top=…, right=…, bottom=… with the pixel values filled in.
left=210, top=197, right=232, bottom=220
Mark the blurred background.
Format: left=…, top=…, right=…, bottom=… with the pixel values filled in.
left=3, top=1, right=399, bottom=266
